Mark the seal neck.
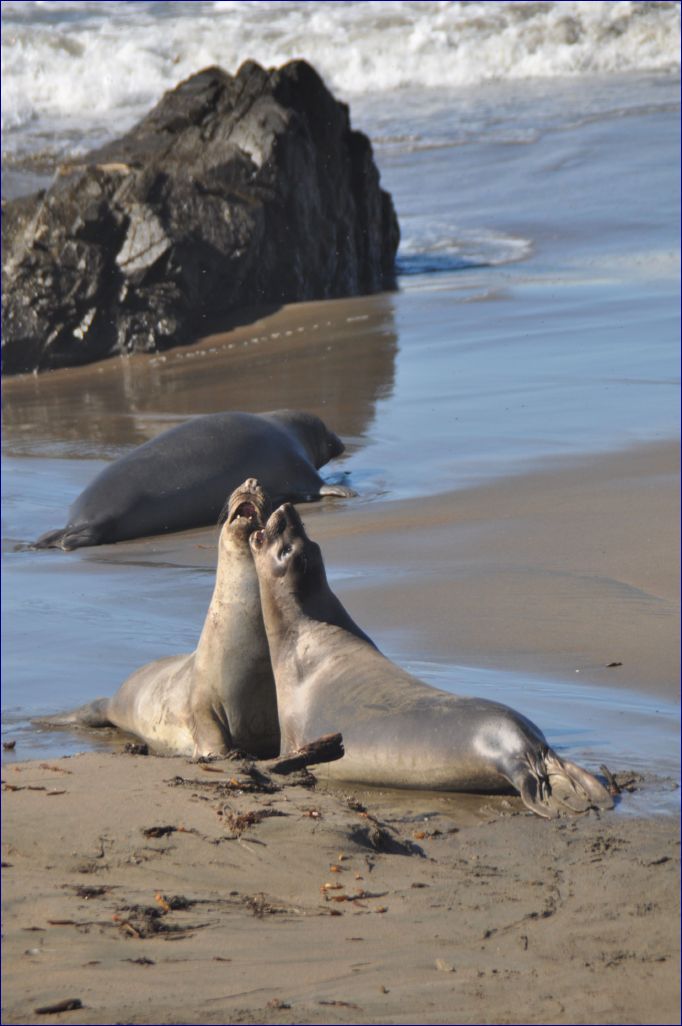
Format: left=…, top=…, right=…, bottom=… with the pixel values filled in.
left=194, top=536, right=258, bottom=668
left=260, top=575, right=376, bottom=662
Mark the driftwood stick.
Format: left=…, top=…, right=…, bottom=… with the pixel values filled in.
left=34, top=998, right=83, bottom=1015
left=264, top=733, right=344, bottom=775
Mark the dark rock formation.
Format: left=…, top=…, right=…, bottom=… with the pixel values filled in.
left=2, top=60, right=399, bottom=375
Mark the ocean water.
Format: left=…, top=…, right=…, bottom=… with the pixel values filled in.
left=2, top=2, right=679, bottom=152
left=1, top=2, right=680, bottom=787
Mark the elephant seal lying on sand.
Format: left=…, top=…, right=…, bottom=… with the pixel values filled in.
left=249, top=503, right=614, bottom=819
left=35, top=410, right=354, bottom=550
left=42, top=480, right=279, bottom=758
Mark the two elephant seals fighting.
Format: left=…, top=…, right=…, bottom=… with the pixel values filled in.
left=249, top=502, right=614, bottom=819
left=47, top=480, right=279, bottom=759
left=42, top=470, right=613, bottom=819
left=35, top=410, right=354, bottom=550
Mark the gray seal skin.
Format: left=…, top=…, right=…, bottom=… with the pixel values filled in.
left=249, top=503, right=614, bottom=819
left=45, top=479, right=279, bottom=758
left=35, top=410, right=354, bottom=550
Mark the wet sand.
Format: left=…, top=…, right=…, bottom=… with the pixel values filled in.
left=305, top=438, right=680, bottom=700
left=2, top=289, right=679, bottom=754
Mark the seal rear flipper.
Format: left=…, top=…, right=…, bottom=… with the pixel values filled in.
left=34, top=698, right=113, bottom=729
left=510, top=749, right=614, bottom=819
left=34, top=524, right=103, bottom=550
left=33, top=527, right=69, bottom=549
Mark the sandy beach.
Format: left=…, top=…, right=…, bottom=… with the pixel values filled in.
left=3, top=435, right=680, bottom=1025
left=1, top=751, right=679, bottom=1026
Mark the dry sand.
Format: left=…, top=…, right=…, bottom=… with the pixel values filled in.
left=2, top=441, right=680, bottom=1025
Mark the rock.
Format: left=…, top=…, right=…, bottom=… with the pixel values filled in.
left=2, top=60, right=400, bottom=375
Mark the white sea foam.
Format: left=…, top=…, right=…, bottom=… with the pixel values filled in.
left=2, top=1, right=679, bottom=150
left=397, top=225, right=532, bottom=276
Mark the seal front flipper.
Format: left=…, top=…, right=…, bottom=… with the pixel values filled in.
left=510, top=748, right=614, bottom=819
left=318, top=483, right=357, bottom=498
left=34, top=523, right=104, bottom=551
left=188, top=706, right=233, bottom=760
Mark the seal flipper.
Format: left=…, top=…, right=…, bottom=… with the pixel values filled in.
left=34, top=698, right=113, bottom=729
left=510, top=748, right=614, bottom=819
left=318, top=483, right=357, bottom=498
left=188, top=710, right=233, bottom=760
left=34, top=523, right=103, bottom=551
left=33, top=527, right=69, bottom=549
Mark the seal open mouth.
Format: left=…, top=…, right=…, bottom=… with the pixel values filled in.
left=229, top=500, right=259, bottom=525
left=221, top=479, right=271, bottom=530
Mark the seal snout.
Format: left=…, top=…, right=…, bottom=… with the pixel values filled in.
left=251, top=503, right=308, bottom=562
left=262, top=503, right=305, bottom=545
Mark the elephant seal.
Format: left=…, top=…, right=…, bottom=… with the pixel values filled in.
left=35, top=410, right=354, bottom=550
left=249, top=504, right=614, bottom=819
left=42, top=479, right=279, bottom=758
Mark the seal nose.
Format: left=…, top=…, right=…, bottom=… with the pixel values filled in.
left=263, top=502, right=305, bottom=544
